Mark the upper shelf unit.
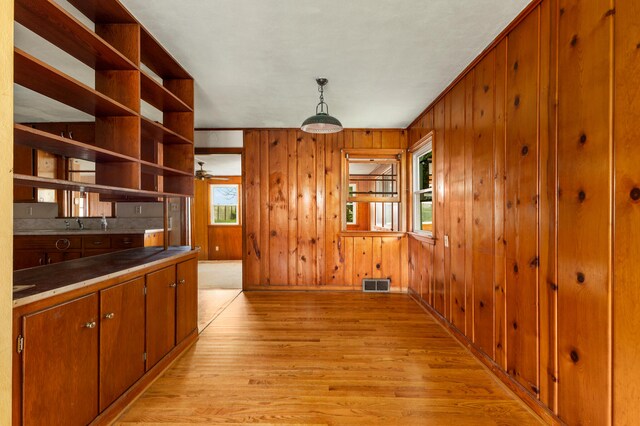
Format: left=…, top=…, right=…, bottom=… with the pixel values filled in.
left=13, top=0, right=195, bottom=199
left=15, top=0, right=137, bottom=70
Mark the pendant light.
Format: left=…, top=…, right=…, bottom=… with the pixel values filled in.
left=301, top=78, right=343, bottom=134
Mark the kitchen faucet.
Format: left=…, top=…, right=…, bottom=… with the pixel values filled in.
left=76, top=218, right=84, bottom=230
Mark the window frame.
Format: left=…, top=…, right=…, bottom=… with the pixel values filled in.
left=209, top=183, right=241, bottom=226
left=409, top=132, right=434, bottom=236
left=346, top=183, right=357, bottom=225
left=341, top=148, right=406, bottom=233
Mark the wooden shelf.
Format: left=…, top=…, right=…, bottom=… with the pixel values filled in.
left=140, top=28, right=191, bottom=79
left=15, top=49, right=137, bottom=117
left=14, top=124, right=136, bottom=163
left=15, top=0, right=137, bottom=70
left=140, top=161, right=193, bottom=177
left=66, top=0, right=137, bottom=24
left=141, top=71, right=193, bottom=113
left=14, top=174, right=184, bottom=199
left=141, top=117, right=193, bottom=145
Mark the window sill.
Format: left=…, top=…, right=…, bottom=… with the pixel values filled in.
left=339, top=231, right=407, bottom=238
left=408, top=231, right=436, bottom=245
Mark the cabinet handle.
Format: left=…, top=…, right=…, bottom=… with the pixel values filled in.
left=123, top=240, right=132, bottom=245
left=169, top=283, right=177, bottom=288
left=47, top=257, right=52, bottom=264
left=68, top=131, right=73, bottom=139
left=55, top=238, right=71, bottom=250
left=38, top=257, right=43, bottom=265
left=178, top=279, right=185, bottom=285
left=93, top=241, right=103, bottom=245
left=104, top=313, right=115, bottom=320
left=83, top=321, right=97, bottom=329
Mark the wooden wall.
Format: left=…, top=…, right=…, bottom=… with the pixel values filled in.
left=243, top=129, right=408, bottom=291
left=406, top=0, right=638, bottom=423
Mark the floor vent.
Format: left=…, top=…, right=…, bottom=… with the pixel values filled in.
left=362, top=278, right=390, bottom=293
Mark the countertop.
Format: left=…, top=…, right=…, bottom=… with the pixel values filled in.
left=13, top=246, right=195, bottom=307
left=14, top=228, right=166, bottom=236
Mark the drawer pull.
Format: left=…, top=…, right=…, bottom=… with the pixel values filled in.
left=47, top=258, right=52, bottom=264
left=55, top=238, right=71, bottom=250
left=122, top=240, right=132, bottom=245
left=104, top=313, right=115, bottom=320
left=83, top=321, right=97, bottom=329
left=169, top=283, right=177, bottom=288
left=93, top=241, right=103, bottom=245
left=178, top=279, right=186, bottom=285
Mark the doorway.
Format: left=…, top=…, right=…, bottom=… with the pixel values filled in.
left=192, top=153, right=243, bottom=331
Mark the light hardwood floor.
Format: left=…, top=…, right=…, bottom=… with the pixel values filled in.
left=116, top=292, right=542, bottom=425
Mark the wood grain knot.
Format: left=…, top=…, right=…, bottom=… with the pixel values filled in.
left=560, top=7, right=565, bottom=15
left=630, top=187, right=640, bottom=201
left=578, top=190, right=586, bottom=202
left=376, top=263, right=381, bottom=270
left=514, top=95, right=520, bottom=107
left=529, top=257, right=539, bottom=268
left=604, top=8, right=615, bottom=17
left=579, top=133, right=587, bottom=144
left=637, top=42, right=640, bottom=49
left=521, top=145, right=529, bottom=156
left=513, top=263, right=518, bottom=273
left=479, top=301, right=484, bottom=308
left=570, top=34, right=579, bottom=47
left=550, top=283, right=558, bottom=291
left=513, top=61, right=519, bottom=71
left=270, top=230, right=277, bottom=237
left=483, top=85, right=490, bottom=93
left=512, top=322, right=518, bottom=330
left=570, top=350, right=579, bottom=363
left=300, top=255, right=307, bottom=262
left=272, top=139, right=279, bottom=146
left=296, top=137, right=302, bottom=142
left=577, top=272, right=585, bottom=284
left=497, top=343, right=503, bottom=349
left=531, top=386, right=539, bottom=394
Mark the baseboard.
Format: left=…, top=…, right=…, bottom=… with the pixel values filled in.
left=91, top=330, right=199, bottom=426
left=407, top=288, right=563, bottom=426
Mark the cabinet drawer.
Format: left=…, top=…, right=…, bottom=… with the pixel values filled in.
left=111, top=234, right=144, bottom=249
left=14, top=235, right=82, bottom=250
left=83, top=235, right=111, bottom=249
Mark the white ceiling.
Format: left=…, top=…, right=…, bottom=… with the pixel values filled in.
left=196, top=154, right=242, bottom=176
left=121, top=0, right=531, bottom=129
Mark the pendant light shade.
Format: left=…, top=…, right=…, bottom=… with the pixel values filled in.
left=301, top=78, right=343, bottom=134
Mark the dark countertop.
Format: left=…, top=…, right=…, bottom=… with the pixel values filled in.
left=13, top=246, right=195, bottom=307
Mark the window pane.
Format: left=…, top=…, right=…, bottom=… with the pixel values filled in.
left=384, top=203, right=392, bottom=228
left=349, top=161, right=398, bottom=199
left=418, top=151, right=432, bottom=190
left=420, top=191, right=433, bottom=232
left=211, top=185, right=239, bottom=224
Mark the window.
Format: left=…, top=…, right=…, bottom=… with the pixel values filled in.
left=346, top=183, right=357, bottom=225
left=411, top=135, right=433, bottom=234
left=210, top=184, right=239, bottom=225
left=342, top=149, right=406, bottom=232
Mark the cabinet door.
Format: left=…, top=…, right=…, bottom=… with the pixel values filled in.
left=13, top=249, right=45, bottom=270
left=100, top=277, right=145, bottom=411
left=176, top=258, right=198, bottom=343
left=146, top=265, right=176, bottom=369
left=22, top=293, right=99, bottom=426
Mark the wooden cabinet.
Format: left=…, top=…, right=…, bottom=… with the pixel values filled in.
left=22, top=293, right=99, bottom=426
left=144, top=230, right=164, bottom=247
left=13, top=250, right=198, bottom=425
left=145, top=265, right=176, bottom=369
left=176, top=258, right=198, bottom=343
left=14, top=233, right=145, bottom=270
left=99, top=277, right=145, bottom=411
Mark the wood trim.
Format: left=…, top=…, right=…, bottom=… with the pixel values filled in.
left=339, top=231, right=406, bottom=238
left=407, top=131, right=434, bottom=153
left=408, top=288, right=562, bottom=426
left=407, top=0, right=543, bottom=129
left=90, top=330, right=198, bottom=426
left=407, top=232, right=436, bottom=245
left=194, top=147, right=243, bottom=155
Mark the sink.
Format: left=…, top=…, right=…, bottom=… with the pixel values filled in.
left=13, top=284, right=36, bottom=293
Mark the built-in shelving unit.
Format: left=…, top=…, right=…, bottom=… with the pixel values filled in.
left=13, top=0, right=195, bottom=200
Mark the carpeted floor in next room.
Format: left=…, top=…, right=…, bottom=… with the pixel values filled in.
left=198, top=260, right=242, bottom=331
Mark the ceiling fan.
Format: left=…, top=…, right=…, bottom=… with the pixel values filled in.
left=195, top=161, right=229, bottom=181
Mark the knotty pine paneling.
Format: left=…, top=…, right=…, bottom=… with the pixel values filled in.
left=557, top=0, right=612, bottom=424
left=613, top=0, right=640, bottom=424
left=505, top=9, right=540, bottom=396
left=243, top=129, right=408, bottom=291
left=406, top=0, right=624, bottom=422
left=472, top=50, right=496, bottom=357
